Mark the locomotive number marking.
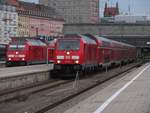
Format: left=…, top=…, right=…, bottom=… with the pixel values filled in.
left=65, top=56, right=71, bottom=59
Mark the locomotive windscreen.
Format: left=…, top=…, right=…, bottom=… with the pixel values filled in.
left=57, top=40, right=80, bottom=50
left=8, top=45, right=25, bottom=50
left=8, top=39, right=26, bottom=50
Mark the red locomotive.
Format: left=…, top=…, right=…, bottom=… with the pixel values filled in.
left=6, top=38, right=47, bottom=66
left=53, top=35, right=98, bottom=74
left=52, top=34, right=137, bottom=76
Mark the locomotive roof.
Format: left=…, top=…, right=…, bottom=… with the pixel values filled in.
left=59, top=34, right=96, bottom=45
left=27, top=39, right=47, bottom=46
left=79, top=35, right=97, bottom=44
left=10, top=37, right=47, bottom=46
left=95, top=35, right=135, bottom=48
left=94, top=35, right=112, bottom=47
left=60, top=34, right=135, bottom=48
left=111, top=39, right=135, bottom=48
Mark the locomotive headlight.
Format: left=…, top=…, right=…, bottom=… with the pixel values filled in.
left=66, top=52, right=70, bottom=55
left=16, top=52, right=19, bottom=54
left=57, top=60, right=61, bottom=64
left=75, top=60, right=79, bottom=64
left=22, top=58, right=25, bottom=61
left=8, top=58, right=11, bottom=61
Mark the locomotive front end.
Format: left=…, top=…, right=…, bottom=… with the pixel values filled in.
left=54, top=38, right=82, bottom=72
left=6, top=43, right=27, bottom=66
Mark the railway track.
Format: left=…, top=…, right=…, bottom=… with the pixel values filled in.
left=34, top=62, right=143, bottom=113
left=0, top=61, right=144, bottom=113
left=0, top=79, right=72, bottom=102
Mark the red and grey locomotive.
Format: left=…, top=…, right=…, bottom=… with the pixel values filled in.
left=53, top=35, right=98, bottom=74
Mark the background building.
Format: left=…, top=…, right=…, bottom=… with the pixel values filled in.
left=18, top=10, right=30, bottom=37
left=101, top=15, right=150, bottom=24
left=104, top=2, right=119, bottom=17
left=2, top=0, right=64, bottom=37
left=0, top=0, right=6, bottom=4
left=39, top=0, right=99, bottom=24
left=0, top=5, right=18, bottom=43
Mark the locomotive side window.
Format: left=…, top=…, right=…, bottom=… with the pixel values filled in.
left=57, top=40, right=80, bottom=50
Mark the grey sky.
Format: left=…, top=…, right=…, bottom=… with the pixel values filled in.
left=21, top=0, right=150, bottom=16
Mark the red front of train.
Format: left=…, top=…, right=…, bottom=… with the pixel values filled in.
left=6, top=38, right=47, bottom=66
left=53, top=35, right=98, bottom=73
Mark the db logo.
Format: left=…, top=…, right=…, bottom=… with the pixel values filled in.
left=65, top=56, right=70, bottom=59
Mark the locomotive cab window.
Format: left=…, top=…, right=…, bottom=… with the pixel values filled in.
left=9, top=44, right=25, bottom=50
left=57, top=40, right=80, bottom=50
left=0, top=45, right=6, bottom=48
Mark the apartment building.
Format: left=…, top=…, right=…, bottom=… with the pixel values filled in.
left=0, top=5, right=18, bottom=43
left=6, top=0, right=64, bottom=37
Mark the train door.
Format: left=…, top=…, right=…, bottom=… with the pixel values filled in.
left=49, top=48, right=55, bottom=62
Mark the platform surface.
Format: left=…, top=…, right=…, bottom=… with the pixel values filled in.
left=64, top=62, right=150, bottom=113
left=0, top=64, right=53, bottom=79
left=0, top=61, right=5, bottom=64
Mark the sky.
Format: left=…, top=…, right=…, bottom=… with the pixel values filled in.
left=21, top=0, right=150, bottom=16
left=100, top=0, right=150, bottom=16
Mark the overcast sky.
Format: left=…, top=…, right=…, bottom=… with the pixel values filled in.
left=100, top=0, right=150, bottom=16
left=21, top=0, right=150, bottom=16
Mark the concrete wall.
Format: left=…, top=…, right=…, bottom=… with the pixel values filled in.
left=0, top=64, right=53, bottom=91
left=0, top=71, right=50, bottom=91
left=63, top=23, right=150, bottom=36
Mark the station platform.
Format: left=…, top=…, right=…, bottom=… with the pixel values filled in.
left=0, top=61, right=5, bottom=66
left=64, top=62, right=150, bottom=113
left=0, top=64, right=53, bottom=91
left=0, top=61, right=5, bottom=64
left=0, top=64, right=53, bottom=78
